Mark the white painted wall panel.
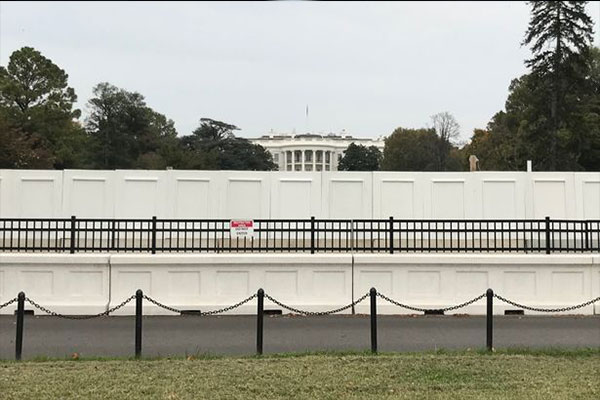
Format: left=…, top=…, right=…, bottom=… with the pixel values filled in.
left=114, top=170, right=169, bottom=218
left=271, top=173, right=321, bottom=218
left=322, top=172, right=372, bottom=219
left=221, top=172, right=270, bottom=219
left=353, top=254, right=595, bottom=315
left=0, top=170, right=597, bottom=220
left=109, top=254, right=353, bottom=315
left=62, top=170, right=114, bottom=218
left=0, top=254, right=110, bottom=315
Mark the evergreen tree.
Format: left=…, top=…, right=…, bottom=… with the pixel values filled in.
left=522, top=1, right=595, bottom=169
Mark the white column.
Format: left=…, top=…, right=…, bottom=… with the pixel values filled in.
left=292, top=150, right=295, bottom=171
left=312, top=149, right=316, bottom=171
left=322, top=150, right=326, bottom=171
left=301, top=149, right=306, bottom=171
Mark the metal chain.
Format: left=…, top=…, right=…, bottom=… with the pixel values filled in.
left=0, top=297, right=17, bottom=310
left=263, top=292, right=370, bottom=316
left=143, top=293, right=258, bottom=316
left=24, top=295, right=135, bottom=319
left=376, top=292, right=487, bottom=313
left=494, top=294, right=600, bottom=313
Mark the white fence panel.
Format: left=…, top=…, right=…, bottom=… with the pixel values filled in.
left=0, top=254, right=110, bottom=315
left=527, top=172, right=577, bottom=219
left=114, top=170, right=169, bottom=218
left=167, top=170, right=220, bottom=219
left=373, top=172, right=423, bottom=219
left=62, top=170, right=115, bottom=218
left=353, top=254, right=595, bottom=315
left=322, top=172, right=372, bottom=219
left=109, top=254, right=353, bottom=315
left=0, top=170, right=598, bottom=220
left=270, top=172, right=322, bottom=218
left=574, top=173, right=600, bottom=220
left=219, top=172, right=271, bottom=219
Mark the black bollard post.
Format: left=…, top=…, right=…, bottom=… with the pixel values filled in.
left=370, top=287, right=377, bottom=354
left=15, top=292, right=25, bottom=361
left=257, top=289, right=264, bottom=355
left=486, top=288, right=493, bottom=352
left=135, top=289, right=143, bottom=359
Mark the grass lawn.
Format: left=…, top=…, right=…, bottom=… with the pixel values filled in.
left=0, top=349, right=598, bottom=399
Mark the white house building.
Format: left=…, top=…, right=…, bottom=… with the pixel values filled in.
left=249, top=130, right=386, bottom=171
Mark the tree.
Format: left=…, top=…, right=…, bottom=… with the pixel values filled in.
left=0, top=116, right=53, bottom=168
left=0, top=46, right=86, bottom=168
left=85, top=83, right=180, bottom=169
left=338, top=143, right=381, bottom=171
left=431, top=112, right=460, bottom=170
left=522, top=1, right=595, bottom=169
left=381, top=127, right=441, bottom=171
left=180, top=118, right=276, bottom=170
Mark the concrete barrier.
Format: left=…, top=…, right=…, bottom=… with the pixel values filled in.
left=108, top=254, right=353, bottom=315
left=0, top=253, right=597, bottom=316
left=0, top=254, right=110, bottom=315
left=353, top=254, right=596, bottom=315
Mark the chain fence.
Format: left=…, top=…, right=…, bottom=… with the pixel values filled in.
left=264, top=292, right=370, bottom=316
left=24, top=295, right=136, bottom=320
left=142, top=293, right=258, bottom=316
left=493, top=293, right=600, bottom=313
left=376, top=292, right=487, bottom=313
left=0, top=297, right=17, bottom=310
left=1, top=290, right=598, bottom=319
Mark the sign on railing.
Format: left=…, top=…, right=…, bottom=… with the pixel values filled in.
left=230, top=220, right=255, bottom=239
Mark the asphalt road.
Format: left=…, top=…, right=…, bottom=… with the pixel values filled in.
left=0, top=315, right=598, bottom=360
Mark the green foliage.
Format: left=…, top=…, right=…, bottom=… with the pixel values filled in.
left=180, top=118, right=276, bottom=171
left=338, top=143, right=382, bottom=171
left=0, top=46, right=86, bottom=168
left=85, top=82, right=180, bottom=169
left=381, top=128, right=440, bottom=171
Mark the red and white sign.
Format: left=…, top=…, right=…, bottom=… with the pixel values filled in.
left=230, top=220, right=254, bottom=238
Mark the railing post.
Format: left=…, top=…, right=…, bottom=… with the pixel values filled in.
left=135, top=289, right=143, bottom=359
left=584, top=221, right=590, bottom=251
left=310, top=216, right=315, bottom=254
left=389, top=216, right=394, bottom=254
left=545, top=216, right=551, bottom=254
left=15, top=291, right=25, bottom=361
left=486, top=288, right=493, bottom=352
left=257, top=288, right=264, bottom=355
left=70, top=215, right=76, bottom=254
left=151, top=216, right=157, bottom=255
left=111, top=219, right=116, bottom=251
left=370, top=287, right=377, bottom=354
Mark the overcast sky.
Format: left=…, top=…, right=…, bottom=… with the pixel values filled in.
left=1, top=1, right=599, bottom=142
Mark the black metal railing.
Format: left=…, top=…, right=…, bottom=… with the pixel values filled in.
left=1, top=216, right=599, bottom=254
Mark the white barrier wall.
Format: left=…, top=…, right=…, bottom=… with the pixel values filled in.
left=0, top=254, right=597, bottom=316
left=0, top=254, right=110, bottom=315
left=109, top=254, right=353, bottom=315
left=1, top=170, right=599, bottom=219
left=353, top=254, right=598, bottom=315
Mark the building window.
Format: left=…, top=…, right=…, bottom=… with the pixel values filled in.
left=305, top=165, right=313, bottom=172
left=325, top=151, right=330, bottom=163
left=273, top=153, right=279, bottom=163
left=295, top=164, right=302, bottom=171
left=316, top=151, right=323, bottom=163
left=294, top=150, right=302, bottom=163
left=305, top=150, right=313, bottom=162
